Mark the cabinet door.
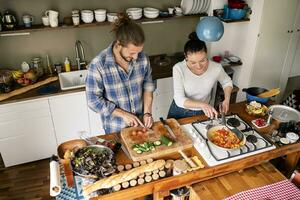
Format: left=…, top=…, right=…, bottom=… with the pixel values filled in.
left=251, top=0, right=300, bottom=89
left=49, top=92, right=90, bottom=145
left=0, top=99, right=57, bottom=167
left=152, top=77, right=174, bottom=120
left=87, top=105, right=105, bottom=136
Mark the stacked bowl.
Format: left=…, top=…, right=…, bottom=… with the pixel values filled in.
left=81, top=10, right=94, bottom=23
left=126, top=8, right=143, bottom=20
left=94, top=9, right=106, bottom=22
left=107, top=12, right=118, bottom=23
left=143, top=7, right=159, bottom=19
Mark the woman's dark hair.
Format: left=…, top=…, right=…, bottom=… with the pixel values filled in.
left=112, top=13, right=145, bottom=47
left=184, top=32, right=207, bottom=55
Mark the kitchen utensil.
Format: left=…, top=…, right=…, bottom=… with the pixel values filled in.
left=242, top=87, right=270, bottom=104
left=257, top=88, right=280, bottom=98
left=269, top=104, right=300, bottom=123
left=178, top=150, right=197, bottom=168
left=206, top=125, right=246, bottom=150
left=120, top=118, right=193, bottom=161
left=2, top=10, right=17, bottom=30
left=160, top=117, right=177, bottom=141
left=22, top=14, right=33, bottom=28
left=42, top=15, right=50, bottom=26
left=71, top=145, right=116, bottom=179
left=45, top=10, right=59, bottom=27
left=229, top=8, right=247, bottom=20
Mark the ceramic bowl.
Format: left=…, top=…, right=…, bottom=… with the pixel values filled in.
left=95, top=14, right=106, bottom=22
left=107, top=13, right=118, bottom=22
left=94, top=9, right=106, bottom=15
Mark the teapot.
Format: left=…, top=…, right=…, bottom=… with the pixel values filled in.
left=2, top=10, right=17, bottom=30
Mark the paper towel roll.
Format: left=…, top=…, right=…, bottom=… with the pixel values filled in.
left=50, top=155, right=61, bottom=197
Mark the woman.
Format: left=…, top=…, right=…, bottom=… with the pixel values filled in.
left=167, top=33, right=233, bottom=119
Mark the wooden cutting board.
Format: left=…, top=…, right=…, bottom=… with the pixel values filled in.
left=120, top=118, right=193, bottom=161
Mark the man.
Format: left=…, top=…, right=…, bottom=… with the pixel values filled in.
left=86, top=14, right=155, bottom=134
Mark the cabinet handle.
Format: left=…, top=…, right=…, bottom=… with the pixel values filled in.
left=291, top=30, right=294, bottom=33
left=287, top=30, right=290, bottom=33
left=297, top=29, right=300, bottom=32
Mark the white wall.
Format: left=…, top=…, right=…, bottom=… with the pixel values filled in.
left=209, top=0, right=265, bottom=102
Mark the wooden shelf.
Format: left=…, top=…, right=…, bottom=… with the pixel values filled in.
left=222, top=61, right=243, bottom=68
left=0, top=14, right=207, bottom=36
left=219, top=18, right=250, bottom=23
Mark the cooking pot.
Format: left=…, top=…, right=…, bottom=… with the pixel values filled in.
left=206, top=125, right=246, bottom=151
left=242, top=87, right=269, bottom=104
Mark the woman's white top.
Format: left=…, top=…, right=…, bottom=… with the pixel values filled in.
left=173, top=60, right=233, bottom=110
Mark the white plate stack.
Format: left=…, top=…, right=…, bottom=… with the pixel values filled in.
left=181, top=0, right=211, bottom=15
left=143, top=7, right=160, bottom=19
left=81, top=10, right=94, bottom=23
left=126, top=8, right=143, bottom=20
left=94, top=9, right=106, bottom=22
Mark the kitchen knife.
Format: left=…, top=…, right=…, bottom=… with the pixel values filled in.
left=159, top=117, right=177, bottom=141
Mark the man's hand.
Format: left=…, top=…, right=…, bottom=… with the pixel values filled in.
left=113, top=109, right=144, bottom=127
left=143, top=113, right=153, bottom=128
left=199, top=102, right=218, bottom=119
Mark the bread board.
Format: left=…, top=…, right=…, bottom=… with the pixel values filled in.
left=120, top=118, right=193, bottom=161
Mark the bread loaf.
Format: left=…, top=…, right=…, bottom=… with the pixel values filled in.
left=83, top=159, right=165, bottom=196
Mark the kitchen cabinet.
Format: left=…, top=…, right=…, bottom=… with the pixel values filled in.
left=0, top=99, right=57, bottom=167
left=49, top=91, right=91, bottom=145
left=251, top=0, right=300, bottom=97
left=152, top=77, right=173, bottom=120
left=87, top=106, right=105, bottom=136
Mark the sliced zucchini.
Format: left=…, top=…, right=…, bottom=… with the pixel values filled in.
left=160, top=135, right=173, bottom=146
left=154, top=140, right=162, bottom=146
left=136, top=150, right=142, bottom=154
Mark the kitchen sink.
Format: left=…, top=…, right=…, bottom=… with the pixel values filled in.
left=58, top=70, right=87, bottom=90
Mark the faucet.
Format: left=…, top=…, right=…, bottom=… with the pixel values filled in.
left=75, top=40, right=87, bottom=70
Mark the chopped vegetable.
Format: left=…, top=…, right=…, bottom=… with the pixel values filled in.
left=160, top=135, right=173, bottom=146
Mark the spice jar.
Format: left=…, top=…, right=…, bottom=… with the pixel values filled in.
left=173, top=160, right=188, bottom=176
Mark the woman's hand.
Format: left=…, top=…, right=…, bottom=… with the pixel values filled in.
left=220, top=99, right=230, bottom=114
left=143, top=113, right=153, bottom=128
left=199, top=102, right=218, bottom=119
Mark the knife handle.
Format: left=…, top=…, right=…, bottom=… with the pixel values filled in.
left=159, top=117, right=166, bottom=125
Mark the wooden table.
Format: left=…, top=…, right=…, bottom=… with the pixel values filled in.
left=88, top=102, right=300, bottom=200
left=189, top=162, right=286, bottom=199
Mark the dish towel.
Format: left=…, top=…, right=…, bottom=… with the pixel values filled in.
left=225, top=180, right=300, bottom=200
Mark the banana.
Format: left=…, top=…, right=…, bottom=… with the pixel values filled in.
left=12, top=70, right=24, bottom=79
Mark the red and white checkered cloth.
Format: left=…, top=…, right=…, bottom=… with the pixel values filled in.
left=225, top=180, right=300, bottom=200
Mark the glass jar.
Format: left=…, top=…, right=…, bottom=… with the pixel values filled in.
left=31, top=57, right=44, bottom=77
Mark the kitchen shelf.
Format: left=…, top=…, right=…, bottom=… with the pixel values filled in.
left=220, top=18, right=250, bottom=23
left=0, top=13, right=207, bottom=36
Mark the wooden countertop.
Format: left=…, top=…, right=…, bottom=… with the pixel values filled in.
left=90, top=102, right=300, bottom=200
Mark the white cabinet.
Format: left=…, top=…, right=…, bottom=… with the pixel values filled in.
left=87, top=106, right=105, bottom=136
left=152, top=77, right=174, bottom=120
left=251, top=0, right=300, bottom=97
left=49, top=91, right=91, bottom=145
left=0, top=99, right=57, bottom=167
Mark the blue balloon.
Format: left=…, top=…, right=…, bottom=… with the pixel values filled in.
left=196, top=16, right=224, bottom=42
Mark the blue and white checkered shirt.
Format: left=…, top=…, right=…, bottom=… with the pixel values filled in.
left=86, top=43, right=155, bottom=134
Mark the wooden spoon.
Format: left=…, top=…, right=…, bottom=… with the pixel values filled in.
left=257, top=88, right=280, bottom=98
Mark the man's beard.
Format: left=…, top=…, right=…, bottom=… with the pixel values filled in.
left=120, top=49, right=133, bottom=62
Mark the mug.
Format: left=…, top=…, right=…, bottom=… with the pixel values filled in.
left=42, top=15, right=50, bottom=26
left=22, top=14, right=33, bottom=28
left=72, top=14, right=80, bottom=26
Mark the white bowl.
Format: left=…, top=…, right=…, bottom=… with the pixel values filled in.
left=107, top=13, right=118, bottom=22
left=128, top=13, right=142, bottom=20
left=95, top=14, right=106, bottom=22
left=82, top=16, right=94, bottom=23
left=81, top=10, right=93, bottom=14
left=144, top=12, right=159, bottom=19
left=94, top=9, right=106, bottom=15
left=126, top=8, right=143, bottom=14
left=144, top=7, right=159, bottom=13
